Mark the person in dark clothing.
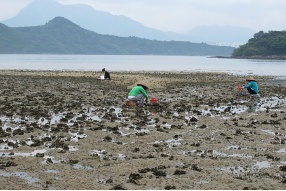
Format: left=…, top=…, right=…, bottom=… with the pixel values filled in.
left=98, top=68, right=110, bottom=80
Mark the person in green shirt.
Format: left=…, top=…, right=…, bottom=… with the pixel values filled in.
left=128, top=83, right=149, bottom=106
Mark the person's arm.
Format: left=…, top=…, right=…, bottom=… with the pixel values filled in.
left=244, top=82, right=251, bottom=89
left=139, top=86, right=148, bottom=98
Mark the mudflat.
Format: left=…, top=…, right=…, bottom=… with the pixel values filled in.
left=0, top=70, right=286, bottom=190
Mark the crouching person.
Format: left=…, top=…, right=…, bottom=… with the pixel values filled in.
left=128, top=83, right=149, bottom=107
left=243, top=76, right=261, bottom=112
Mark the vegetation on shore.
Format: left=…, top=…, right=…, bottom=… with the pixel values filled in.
left=232, top=30, right=286, bottom=59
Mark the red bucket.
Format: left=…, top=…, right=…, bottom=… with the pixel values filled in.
left=150, top=97, right=158, bottom=104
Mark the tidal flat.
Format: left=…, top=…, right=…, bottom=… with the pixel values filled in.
left=0, top=70, right=286, bottom=190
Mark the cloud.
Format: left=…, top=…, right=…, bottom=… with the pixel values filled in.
left=2, top=0, right=286, bottom=32
left=0, top=0, right=32, bottom=20
left=58, top=0, right=286, bottom=32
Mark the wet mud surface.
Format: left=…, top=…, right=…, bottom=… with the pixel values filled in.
left=0, top=70, right=286, bottom=189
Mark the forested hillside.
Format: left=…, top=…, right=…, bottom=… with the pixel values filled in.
left=232, top=31, right=286, bottom=59
left=0, top=17, right=234, bottom=56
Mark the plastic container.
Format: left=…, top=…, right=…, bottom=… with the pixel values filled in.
left=150, top=97, right=159, bottom=105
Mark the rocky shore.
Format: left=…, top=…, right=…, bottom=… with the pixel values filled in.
left=0, top=70, right=286, bottom=190
left=212, top=55, right=286, bottom=60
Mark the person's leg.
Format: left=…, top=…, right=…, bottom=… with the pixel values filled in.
left=246, top=88, right=260, bottom=112
left=129, top=94, right=145, bottom=106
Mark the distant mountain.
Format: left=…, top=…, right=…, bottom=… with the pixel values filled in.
left=1, top=0, right=184, bottom=41
left=0, top=17, right=234, bottom=56
left=1, top=0, right=255, bottom=46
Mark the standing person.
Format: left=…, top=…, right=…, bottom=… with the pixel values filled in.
left=128, top=83, right=149, bottom=106
left=99, top=68, right=110, bottom=80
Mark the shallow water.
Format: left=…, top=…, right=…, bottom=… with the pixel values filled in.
left=1, top=54, right=286, bottom=76
left=0, top=172, right=39, bottom=184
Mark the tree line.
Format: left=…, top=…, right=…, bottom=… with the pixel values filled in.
left=232, top=30, right=286, bottom=58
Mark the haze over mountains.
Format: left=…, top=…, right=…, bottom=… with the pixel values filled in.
left=1, top=0, right=255, bottom=47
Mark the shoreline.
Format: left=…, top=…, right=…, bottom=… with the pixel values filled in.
left=2, top=69, right=285, bottom=87
left=211, top=55, right=286, bottom=60
left=0, top=68, right=277, bottom=76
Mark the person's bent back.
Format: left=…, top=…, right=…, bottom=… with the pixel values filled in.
left=128, top=83, right=149, bottom=106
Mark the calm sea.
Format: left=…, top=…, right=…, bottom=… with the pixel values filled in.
left=0, top=54, right=285, bottom=76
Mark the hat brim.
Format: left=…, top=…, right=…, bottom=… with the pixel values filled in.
left=137, top=84, right=149, bottom=90
left=246, top=79, right=256, bottom=81
left=246, top=76, right=256, bottom=81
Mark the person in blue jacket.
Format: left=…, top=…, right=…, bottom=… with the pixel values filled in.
left=244, top=76, right=259, bottom=95
left=243, top=76, right=260, bottom=111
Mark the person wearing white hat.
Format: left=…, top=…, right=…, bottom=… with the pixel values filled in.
left=128, top=83, right=149, bottom=106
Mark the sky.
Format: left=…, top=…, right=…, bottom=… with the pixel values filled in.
left=0, top=0, right=285, bottom=33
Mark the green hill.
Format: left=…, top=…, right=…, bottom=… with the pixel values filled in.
left=232, top=30, right=286, bottom=59
left=0, top=17, right=234, bottom=56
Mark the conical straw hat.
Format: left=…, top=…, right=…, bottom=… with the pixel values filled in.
left=137, top=82, right=149, bottom=90
left=246, top=76, right=256, bottom=81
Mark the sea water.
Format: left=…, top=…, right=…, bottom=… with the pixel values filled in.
left=0, top=54, right=285, bottom=76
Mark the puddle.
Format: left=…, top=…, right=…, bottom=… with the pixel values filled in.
left=196, top=96, right=286, bottom=117
left=220, top=166, right=248, bottom=174
left=251, top=161, right=271, bottom=170
left=162, top=123, right=172, bottom=129
left=46, top=169, right=59, bottom=173
left=68, top=146, right=79, bottom=151
left=118, top=130, right=131, bottom=137
left=70, top=132, right=87, bottom=142
left=91, top=150, right=107, bottom=160
left=90, top=150, right=126, bottom=161
left=72, top=164, right=93, bottom=170
left=96, top=178, right=110, bottom=184
left=227, top=145, right=243, bottom=150
left=89, top=115, right=101, bottom=122
left=42, top=156, right=62, bottom=164
left=0, top=171, right=39, bottom=184
left=0, top=144, right=13, bottom=151
left=198, top=180, right=210, bottom=184
left=135, top=128, right=150, bottom=133
left=189, top=149, right=252, bottom=158
left=200, top=105, right=248, bottom=116
left=262, top=130, right=276, bottom=135
left=277, top=148, right=286, bottom=153
left=111, top=107, right=122, bottom=116
left=154, top=138, right=183, bottom=148
left=220, top=161, right=272, bottom=175
left=117, top=153, right=126, bottom=160
left=213, top=150, right=252, bottom=158
left=1, top=149, right=47, bottom=157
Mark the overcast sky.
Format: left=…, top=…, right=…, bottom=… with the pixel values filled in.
left=0, top=0, right=285, bottom=33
